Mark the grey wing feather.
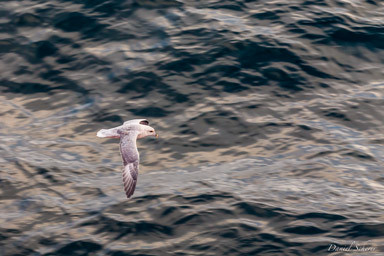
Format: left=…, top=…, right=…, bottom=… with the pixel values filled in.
left=119, top=132, right=138, bottom=165
left=119, top=133, right=140, bottom=198
left=122, top=161, right=139, bottom=198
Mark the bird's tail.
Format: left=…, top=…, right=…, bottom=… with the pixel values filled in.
left=96, top=128, right=121, bottom=138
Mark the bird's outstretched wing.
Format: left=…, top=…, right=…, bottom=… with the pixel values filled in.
left=119, top=132, right=139, bottom=198
left=122, top=161, right=139, bottom=198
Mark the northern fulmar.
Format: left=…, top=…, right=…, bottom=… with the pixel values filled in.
left=97, top=119, right=157, bottom=198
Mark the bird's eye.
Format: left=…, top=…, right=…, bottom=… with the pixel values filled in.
left=150, top=130, right=154, bottom=133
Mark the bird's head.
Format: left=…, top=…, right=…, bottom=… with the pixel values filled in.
left=127, top=119, right=157, bottom=139
left=137, top=124, right=158, bottom=139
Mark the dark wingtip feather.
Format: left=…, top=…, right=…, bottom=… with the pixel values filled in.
left=122, top=162, right=139, bottom=199
left=125, top=182, right=137, bottom=198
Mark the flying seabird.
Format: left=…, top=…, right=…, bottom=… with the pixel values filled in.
left=97, top=119, right=157, bottom=198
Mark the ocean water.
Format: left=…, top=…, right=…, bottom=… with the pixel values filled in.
left=1, top=0, right=384, bottom=255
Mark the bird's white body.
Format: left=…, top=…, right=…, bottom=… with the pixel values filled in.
left=97, top=119, right=156, bottom=139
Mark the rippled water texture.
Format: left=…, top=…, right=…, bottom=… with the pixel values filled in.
left=1, top=0, right=384, bottom=255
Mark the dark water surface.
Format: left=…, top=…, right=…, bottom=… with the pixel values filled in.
left=1, top=0, right=384, bottom=255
